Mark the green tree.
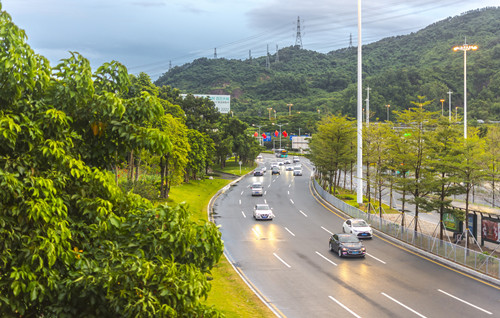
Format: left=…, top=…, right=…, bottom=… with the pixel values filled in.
left=309, top=115, right=355, bottom=194
left=0, top=7, right=223, bottom=316
left=422, top=117, right=463, bottom=239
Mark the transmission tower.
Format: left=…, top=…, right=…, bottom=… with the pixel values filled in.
left=295, top=16, right=303, bottom=49
left=214, top=48, right=217, bottom=59
left=275, top=44, right=279, bottom=63
left=349, top=33, right=353, bottom=49
left=168, top=60, right=172, bottom=71
left=249, top=49, right=252, bottom=61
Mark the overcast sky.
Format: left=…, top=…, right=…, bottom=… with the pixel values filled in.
left=2, top=0, right=497, bottom=79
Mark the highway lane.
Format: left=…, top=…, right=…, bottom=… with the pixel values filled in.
left=214, top=154, right=500, bottom=317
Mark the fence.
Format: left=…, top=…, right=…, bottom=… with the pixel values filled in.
left=313, top=179, right=500, bottom=279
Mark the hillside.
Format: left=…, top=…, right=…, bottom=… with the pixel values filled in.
left=155, top=7, right=500, bottom=121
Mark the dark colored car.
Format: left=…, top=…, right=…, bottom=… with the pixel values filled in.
left=253, top=169, right=264, bottom=176
left=329, top=233, right=366, bottom=258
left=271, top=166, right=280, bottom=175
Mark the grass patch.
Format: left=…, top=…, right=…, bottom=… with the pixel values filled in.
left=218, top=159, right=257, bottom=176
left=166, top=177, right=274, bottom=318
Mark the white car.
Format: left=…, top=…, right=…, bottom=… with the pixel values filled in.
left=285, top=165, right=293, bottom=171
left=253, top=204, right=274, bottom=220
left=260, top=166, right=267, bottom=173
left=256, top=155, right=263, bottom=160
left=293, top=166, right=302, bottom=176
left=251, top=182, right=263, bottom=196
left=293, top=156, right=300, bottom=163
left=342, top=219, right=373, bottom=239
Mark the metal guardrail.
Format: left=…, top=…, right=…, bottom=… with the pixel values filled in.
left=313, top=179, right=500, bottom=279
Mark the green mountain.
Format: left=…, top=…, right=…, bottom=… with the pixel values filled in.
left=155, top=7, right=500, bottom=121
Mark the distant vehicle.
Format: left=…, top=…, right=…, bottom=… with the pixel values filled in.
left=253, top=169, right=264, bottom=176
left=261, top=166, right=267, bottom=173
left=285, top=165, right=293, bottom=171
left=271, top=162, right=279, bottom=168
left=343, top=219, right=373, bottom=239
left=256, top=155, right=263, bottom=160
left=293, top=166, right=302, bottom=176
left=253, top=203, right=274, bottom=220
left=251, top=182, right=263, bottom=196
left=284, top=159, right=291, bottom=164
left=293, top=156, right=300, bottom=163
left=329, top=233, right=366, bottom=258
left=278, top=161, right=284, bottom=166
left=275, top=149, right=288, bottom=158
left=271, top=166, right=280, bottom=175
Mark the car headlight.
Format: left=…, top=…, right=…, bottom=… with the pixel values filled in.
left=361, top=247, right=366, bottom=251
left=342, top=247, right=348, bottom=251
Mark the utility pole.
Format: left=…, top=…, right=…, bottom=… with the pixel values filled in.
left=249, top=50, right=252, bottom=61
left=266, top=44, right=270, bottom=69
left=295, top=16, right=303, bottom=49
left=365, top=87, right=371, bottom=125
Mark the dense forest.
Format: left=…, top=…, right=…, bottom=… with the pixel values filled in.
left=156, top=7, right=500, bottom=123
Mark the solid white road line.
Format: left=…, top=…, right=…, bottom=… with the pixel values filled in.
left=321, top=226, right=333, bottom=235
left=437, top=289, right=492, bottom=315
left=381, top=292, right=427, bottom=318
left=328, top=296, right=362, bottom=318
left=366, top=253, right=386, bottom=264
left=284, top=227, right=296, bottom=237
left=299, top=210, right=308, bottom=217
left=273, top=253, right=291, bottom=268
left=316, top=251, right=337, bottom=266
left=241, top=211, right=246, bottom=218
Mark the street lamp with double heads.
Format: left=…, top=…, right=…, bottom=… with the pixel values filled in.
left=386, top=104, right=390, bottom=121
left=453, top=41, right=478, bottom=138
left=286, top=103, right=293, bottom=116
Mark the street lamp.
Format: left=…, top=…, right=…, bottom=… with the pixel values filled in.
left=455, top=106, right=459, bottom=121
left=286, top=103, right=293, bottom=116
left=267, top=107, right=273, bottom=120
left=453, top=41, right=478, bottom=139
left=385, top=104, right=390, bottom=121
left=440, top=99, right=445, bottom=116
left=274, top=109, right=277, bottom=119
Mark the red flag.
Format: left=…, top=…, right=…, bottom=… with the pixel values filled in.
left=254, top=131, right=258, bottom=137
left=262, top=133, right=266, bottom=138
left=274, top=130, right=279, bottom=137
left=283, top=131, right=288, bottom=138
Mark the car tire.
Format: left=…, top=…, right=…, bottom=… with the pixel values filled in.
left=342, top=227, right=345, bottom=233
left=329, top=243, right=333, bottom=251
left=338, top=248, right=342, bottom=258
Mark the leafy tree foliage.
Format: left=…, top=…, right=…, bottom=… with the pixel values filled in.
left=0, top=6, right=223, bottom=316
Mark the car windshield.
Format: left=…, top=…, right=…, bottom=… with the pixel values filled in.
left=256, top=205, right=270, bottom=210
left=338, top=235, right=360, bottom=243
left=252, top=183, right=262, bottom=188
left=352, top=220, right=368, bottom=227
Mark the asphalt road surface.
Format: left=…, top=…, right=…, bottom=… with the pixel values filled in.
left=213, top=154, right=500, bottom=318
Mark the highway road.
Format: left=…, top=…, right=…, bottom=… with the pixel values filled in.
left=213, top=153, right=500, bottom=317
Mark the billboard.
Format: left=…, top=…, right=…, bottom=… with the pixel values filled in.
left=482, top=217, right=500, bottom=244
left=180, top=94, right=230, bottom=114
left=291, top=135, right=310, bottom=150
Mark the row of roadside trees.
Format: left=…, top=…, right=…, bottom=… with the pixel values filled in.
left=309, top=98, right=500, bottom=241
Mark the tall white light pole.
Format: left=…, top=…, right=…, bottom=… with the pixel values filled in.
left=453, top=41, right=477, bottom=139
left=365, top=87, right=371, bottom=125
left=356, top=0, right=363, bottom=205
left=277, top=123, right=284, bottom=149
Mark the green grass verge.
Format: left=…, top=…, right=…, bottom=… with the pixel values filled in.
left=167, top=176, right=274, bottom=318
